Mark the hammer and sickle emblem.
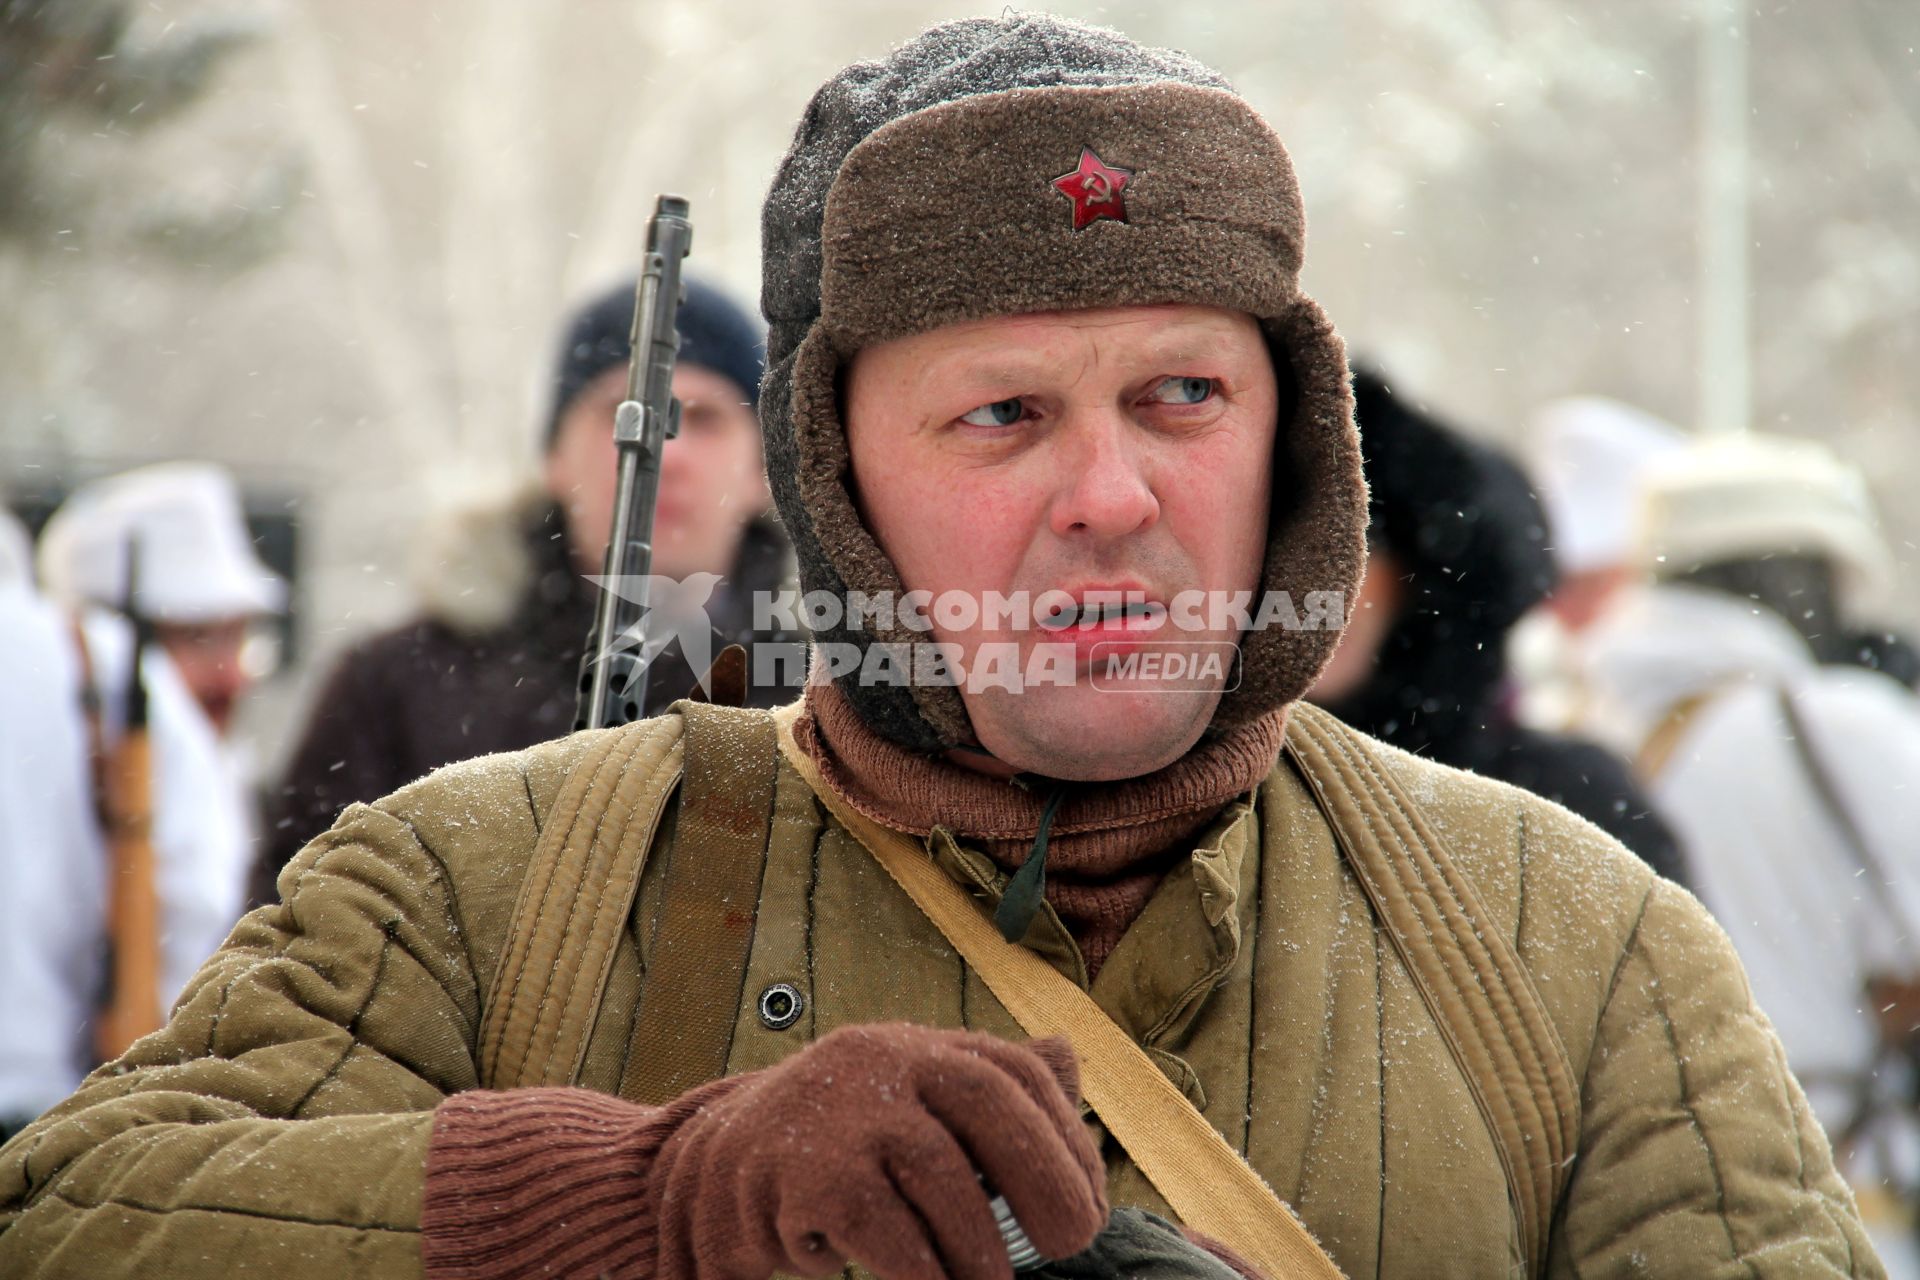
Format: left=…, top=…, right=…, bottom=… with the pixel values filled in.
left=1053, top=148, right=1134, bottom=230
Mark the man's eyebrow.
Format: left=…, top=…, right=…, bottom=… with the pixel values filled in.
left=916, top=326, right=1243, bottom=391
left=919, top=359, right=1050, bottom=393
left=1138, top=320, right=1251, bottom=367
left=1143, top=344, right=1219, bottom=368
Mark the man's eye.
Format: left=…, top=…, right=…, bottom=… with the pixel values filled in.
left=960, top=398, right=1026, bottom=427
left=1146, top=376, right=1217, bottom=406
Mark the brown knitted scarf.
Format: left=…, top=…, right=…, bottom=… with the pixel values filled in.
left=796, top=683, right=1287, bottom=977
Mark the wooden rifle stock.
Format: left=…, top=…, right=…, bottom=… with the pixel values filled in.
left=94, top=540, right=163, bottom=1061
left=95, top=729, right=160, bottom=1060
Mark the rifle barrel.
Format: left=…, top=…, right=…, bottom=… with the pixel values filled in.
left=575, top=195, right=694, bottom=730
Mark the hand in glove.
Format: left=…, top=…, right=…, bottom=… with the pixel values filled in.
left=652, top=1022, right=1108, bottom=1280
left=422, top=1021, right=1109, bottom=1280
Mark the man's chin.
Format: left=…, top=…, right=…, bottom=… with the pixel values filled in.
left=964, top=684, right=1221, bottom=782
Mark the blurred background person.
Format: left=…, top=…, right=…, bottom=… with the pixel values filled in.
left=254, top=275, right=799, bottom=903
left=3, top=464, right=284, bottom=1135
left=1518, top=397, right=1920, bottom=728
left=1528, top=396, right=1689, bottom=634
left=1508, top=396, right=1687, bottom=734
left=1568, top=432, right=1920, bottom=1251
left=0, top=511, right=103, bottom=1142
left=1308, top=370, right=1685, bottom=881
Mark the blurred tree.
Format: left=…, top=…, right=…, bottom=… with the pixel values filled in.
left=0, top=0, right=295, bottom=262
left=2, top=0, right=1914, bottom=693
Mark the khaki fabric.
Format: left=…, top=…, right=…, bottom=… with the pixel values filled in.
left=0, top=710, right=1879, bottom=1278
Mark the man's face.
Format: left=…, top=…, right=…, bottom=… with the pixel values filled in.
left=154, top=619, right=254, bottom=734
left=1546, top=564, right=1632, bottom=633
left=545, top=363, right=772, bottom=581
left=845, top=304, right=1278, bottom=781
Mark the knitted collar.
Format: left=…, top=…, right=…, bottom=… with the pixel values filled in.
left=794, top=681, right=1287, bottom=975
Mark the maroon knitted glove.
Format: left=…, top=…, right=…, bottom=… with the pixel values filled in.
left=653, top=1023, right=1107, bottom=1280
left=421, top=1023, right=1107, bottom=1280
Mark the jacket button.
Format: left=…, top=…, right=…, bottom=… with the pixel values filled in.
left=758, top=983, right=805, bottom=1030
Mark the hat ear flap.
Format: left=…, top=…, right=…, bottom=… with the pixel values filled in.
left=762, top=330, right=974, bottom=753
left=1211, top=299, right=1367, bottom=732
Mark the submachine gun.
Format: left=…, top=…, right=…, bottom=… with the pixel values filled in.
left=574, top=194, right=694, bottom=731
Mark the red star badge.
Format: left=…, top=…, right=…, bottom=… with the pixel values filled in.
left=1052, top=148, right=1133, bottom=230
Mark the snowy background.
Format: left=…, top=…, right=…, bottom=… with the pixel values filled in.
left=2, top=0, right=1916, bottom=758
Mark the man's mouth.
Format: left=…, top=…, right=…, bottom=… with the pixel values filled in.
left=1048, top=599, right=1160, bottom=629
left=1036, top=587, right=1168, bottom=643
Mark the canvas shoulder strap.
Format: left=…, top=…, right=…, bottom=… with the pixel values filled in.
left=1776, top=685, right=1914, bottom=938
left=477, top=702, right=781, bottom=1094
left=619, top=702, right=780, bottom=1104
left=478, top=716, right=685, bottom=1089
left=771, top=703, right=1348, bottom=1280
left=1282, top=702, right=1577, bottom=1280
left=1635, top=689, right=1718, bottom=780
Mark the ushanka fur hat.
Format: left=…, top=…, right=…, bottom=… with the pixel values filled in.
left=760, top=14, right=1366, bottom=754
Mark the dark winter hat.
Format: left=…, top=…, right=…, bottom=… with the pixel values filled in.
left=1354, top=368, right=1555, bottom=631
left=544, top=275, right=766, bottom=450
left=1324, top=368, right=1555, bottom=745
left=760, top=13, right=1367, bottom=754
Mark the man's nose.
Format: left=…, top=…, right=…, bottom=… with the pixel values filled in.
left=1048, top=411, right=1160, bottom=540
left=658, top=430, right=694, bottom=479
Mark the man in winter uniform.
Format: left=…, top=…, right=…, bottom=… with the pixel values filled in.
left=1507, top=396, right=1688, bottom=736
left=254, top=276, right=800, bottom=902
left=5, top=465, right=283, bottom=1135
left=1307, top=369, right=1686, bottom=883
left=0, top=16, right=1879, bottom=1280
left=0, top=512, right=101, bottom=1143
left=1560, top=432, right=1920, bottom=1244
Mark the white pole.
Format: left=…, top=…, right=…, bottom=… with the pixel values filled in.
left=1698, top=0, right=1751, bottom=436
